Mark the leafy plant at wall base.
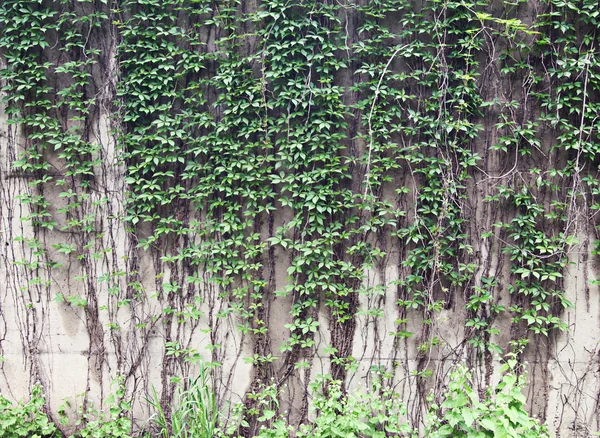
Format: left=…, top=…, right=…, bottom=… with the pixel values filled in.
left=64, top=377, right=132, bottom=438
left=291, top=375, right=412, bottom=438
left=249, top=361, right=547, bottom=437
left=0, top=385, right=58, bottom=438
left=425, top=357, right=549, bottom=437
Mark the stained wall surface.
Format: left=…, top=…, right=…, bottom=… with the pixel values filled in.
left=1, top=0, right=600, bottom=436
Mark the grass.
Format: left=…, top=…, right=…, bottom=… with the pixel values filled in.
left=148, top=361, right=218, bottom=438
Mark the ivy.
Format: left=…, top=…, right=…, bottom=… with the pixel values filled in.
left=2, top=0, right=600, bottom=434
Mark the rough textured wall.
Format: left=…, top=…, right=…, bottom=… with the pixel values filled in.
left=1, top=0, right=600, bottom=436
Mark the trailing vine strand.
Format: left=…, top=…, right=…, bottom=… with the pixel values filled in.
left=0, top=0, right=599, bottom=435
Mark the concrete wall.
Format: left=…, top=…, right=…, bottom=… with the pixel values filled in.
left=1, top=1, right=600, bottom=437
left=2, top=106, right=599, bottom=436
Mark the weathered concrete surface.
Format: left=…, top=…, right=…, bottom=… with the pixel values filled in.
left=2, top=109, right=600, bottom=436
left=1, top=3, right=600, bottom=437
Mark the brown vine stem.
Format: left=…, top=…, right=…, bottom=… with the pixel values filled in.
left=563, top=48, right=592, bottom=248
left=364, top=43, right=410, bottom=200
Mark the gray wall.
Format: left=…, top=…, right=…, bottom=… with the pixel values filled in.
left=1, top=1, right=600, bottom=436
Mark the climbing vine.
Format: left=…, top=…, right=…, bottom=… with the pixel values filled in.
left=1, top=0, right=599, bottom=435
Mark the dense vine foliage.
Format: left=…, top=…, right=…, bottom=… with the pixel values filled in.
left=1, top=0, right=599, bottom=435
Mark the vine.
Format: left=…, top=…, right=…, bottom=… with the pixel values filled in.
left=1, top=0, right=599, bottom=435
